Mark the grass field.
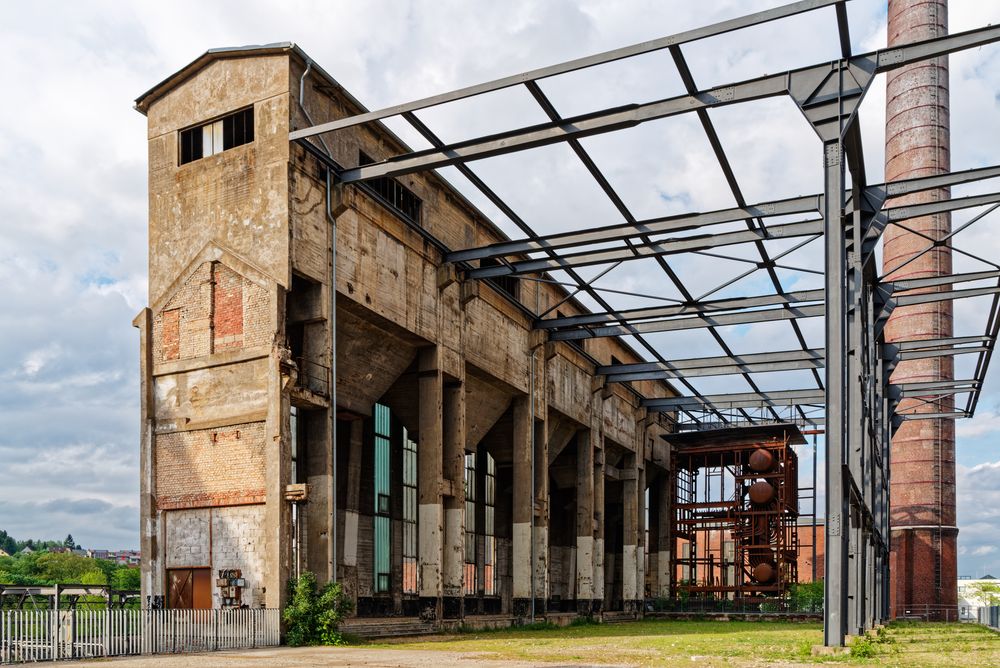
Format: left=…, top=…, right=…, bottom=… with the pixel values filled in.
left=371, top=619, right=1000, bottom=666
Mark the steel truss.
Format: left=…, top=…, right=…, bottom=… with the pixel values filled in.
left=292, top=0, right=1000, bottom=646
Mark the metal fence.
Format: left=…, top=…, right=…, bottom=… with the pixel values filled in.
left=978, top=606, right=1000, bottom=630
left=0, top=608, right=280, bottom=664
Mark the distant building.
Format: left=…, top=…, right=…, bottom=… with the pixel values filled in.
left=796, top=519, right=825, bottom=583
left=0, top=548, right=8, bottom=557
left=958, top=576, right=999, bottom=621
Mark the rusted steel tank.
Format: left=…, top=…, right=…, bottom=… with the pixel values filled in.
left=749, top=480, right=775, bottom=505
left=748, top=448, right=775, bottom=473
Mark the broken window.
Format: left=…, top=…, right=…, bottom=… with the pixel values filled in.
left=358, top=151, right=422, bottom=224
left=179, top=107, right=254, bottom=165
left=464, top=452, right=477, bottom=596
left=483, top=452, right=497, bottom=596
left=402, top=428, right=418, bottom=595
left=373, top=403, right=391, bottom=594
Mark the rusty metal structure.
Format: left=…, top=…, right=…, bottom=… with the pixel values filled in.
left=668, top=426, right=802, bottom=603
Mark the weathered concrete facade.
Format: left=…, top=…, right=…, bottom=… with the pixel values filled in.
left=134, top=44, right=675, bottom=620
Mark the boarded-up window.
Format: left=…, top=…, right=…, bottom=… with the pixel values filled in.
left=162, top=309, right=180, bottom=361
left=212, top=263, right=244, bottom=352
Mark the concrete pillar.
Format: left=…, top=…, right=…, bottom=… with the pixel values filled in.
left=264, top=344, right=292, bottom=608
left=884, top=0, right=957, bottom=621
left=442, top=379, right=466, bottom=619
left=533, top=418, right=550, bottom=611
left=637, top=463, right=647, bottom=609
left=622, top=453, right=639, bottom=613
left=339, top=419, right=364, bottom=604
left=657, top=474, right=672, bottom=598
left=133, top=308, right=162, bottom=606
left=512, top=395, right=532, bottom=617
left=592, top=432, right=605, bottom=612
left=575, top=429, right=595, bottom=614
left=418, top=347, right=443, bottom=620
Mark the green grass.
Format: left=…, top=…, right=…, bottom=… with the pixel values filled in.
left=364, top=619, right=999, bottom=666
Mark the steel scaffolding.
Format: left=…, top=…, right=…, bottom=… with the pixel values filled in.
left=290, top=0, right=1000, bottom=645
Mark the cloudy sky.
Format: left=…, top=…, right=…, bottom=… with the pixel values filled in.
left=1, top=0, right=999, bottom=577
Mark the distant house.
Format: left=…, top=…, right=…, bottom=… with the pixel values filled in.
left=20, top=547, right=33, bottom=555
left=0, top=548, right=8, bottom=557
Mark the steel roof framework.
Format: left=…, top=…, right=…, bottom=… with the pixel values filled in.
left=291, top=0, right=1000, bottom=646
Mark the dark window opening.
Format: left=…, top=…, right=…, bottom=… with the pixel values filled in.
left=179, top=107, right=254, bottom=165
left=480, top=257, right=519, bottom=301
left=358, top=151, right=422, bottom=224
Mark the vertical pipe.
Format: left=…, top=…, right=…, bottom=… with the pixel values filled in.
left=812, top=433, right=818, bottom=583
left=529, top=347, right=536, bottom=623
left=326, top=168, right=338, bottom=584
left=883, top=0, right=956, bottom=620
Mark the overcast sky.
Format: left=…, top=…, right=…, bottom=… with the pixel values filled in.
left=1, top=0, right=999, bottom=577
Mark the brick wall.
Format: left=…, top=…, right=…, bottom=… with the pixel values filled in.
left=153, top=260, right=271, bottom=362
left=156, top=421, right=266, bottom=510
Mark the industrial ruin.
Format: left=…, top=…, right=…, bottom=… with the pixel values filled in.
left=131, top=0, right=1000, bottom=647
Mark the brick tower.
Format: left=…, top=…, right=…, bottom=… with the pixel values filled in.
left=883, top=0, right=958, bottom=620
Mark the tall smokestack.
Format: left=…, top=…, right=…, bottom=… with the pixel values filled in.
left=883, top=0, right=957, bottom=620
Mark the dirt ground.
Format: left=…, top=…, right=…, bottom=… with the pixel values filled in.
left=35, top=646, right=633, bottom=668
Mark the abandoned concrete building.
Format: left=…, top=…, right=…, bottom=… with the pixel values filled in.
left=132, top=44, right=680, bottom=619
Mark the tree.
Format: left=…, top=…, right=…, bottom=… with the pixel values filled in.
left=967, top=581, right=1000, bottom=605
left=64, top=534, right=77, bottom=550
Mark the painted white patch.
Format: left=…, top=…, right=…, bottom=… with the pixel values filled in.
left=658, top=550, right=672, bottom=596
left=343, top=510, right=359, bottom=566
left=443, top=507, right=465, bottom=594
left=576, top=535, right=594, bottom=598
left=592, top=537, right=605, bottom=600
left=419, top=503, right=442, bottom=597
left=533, top=526, right=549, bottom=599
left=623, top=544, right=638, bottom=599
left=512, top=522, right=532, bottom=598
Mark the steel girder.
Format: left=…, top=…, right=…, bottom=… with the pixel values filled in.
left=291, top=0, right=1000, bottom=646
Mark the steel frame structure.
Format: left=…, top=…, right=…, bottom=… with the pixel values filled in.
left=291, top=0, right=1000, bottom=646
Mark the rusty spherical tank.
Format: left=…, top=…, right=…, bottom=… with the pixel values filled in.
left=749, top=480, right=775, bottom=505
left=748, top=448, right=775, bottom=473
left=753, top=562, right=776, bottom=584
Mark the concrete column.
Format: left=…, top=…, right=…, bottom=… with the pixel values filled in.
left=533, top=418, right=550, bottom=611
left=575, top=429, right=595, bottom=615
left=657, top=474, right=672, bottom=598
left=512, top=395, right=533, bottom=617
left=441, top=379, right=466, bottom=619
left=591, top=432, right=605, bottom=612
left=418, top=347, right=443, bottom=620
left=264, top=344, right=292, bottom=608
left=622, top=453, right=639, bottom=613
left=339, top=419, right=364, bottom=604
left=637, top=463, right=647, bottom=610
left=133, top=308, right=162, bottom=606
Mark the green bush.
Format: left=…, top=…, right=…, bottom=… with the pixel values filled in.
left=788, top=580, right=824, bottom=612
left=849, top=635, right=877, bottom=658
left=283, top=571, right=352, bottom=646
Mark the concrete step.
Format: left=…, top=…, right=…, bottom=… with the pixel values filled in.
left=340, top=617, right=436, bottom=638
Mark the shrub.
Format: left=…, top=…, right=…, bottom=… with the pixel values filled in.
left=788, top=580, right=824, bottom=612
left=283, top=571, right=353, bottom=646
left=849, top=635, right=877, bottom=658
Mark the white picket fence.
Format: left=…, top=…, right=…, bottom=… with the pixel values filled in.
left=0, top=608, right=280, bottom=664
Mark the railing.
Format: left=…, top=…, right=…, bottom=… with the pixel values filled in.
left=295, top=356, right=330, bottom=397
left=0, top=608, right=280, bottom=664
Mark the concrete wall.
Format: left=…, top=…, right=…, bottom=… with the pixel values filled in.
left=137, top=46, right=676, bottom=618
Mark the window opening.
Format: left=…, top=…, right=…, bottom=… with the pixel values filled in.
left=358, top=151, right=422, bottom=224
left=179, top=107, right=254, bottom=165
left=402, top=427, right=418, bottom=594
left=484, top=452, right=497, bottom=596
left=373, top=403, right=391, bottom=593
left=464, top=452, right=477, bottom=596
